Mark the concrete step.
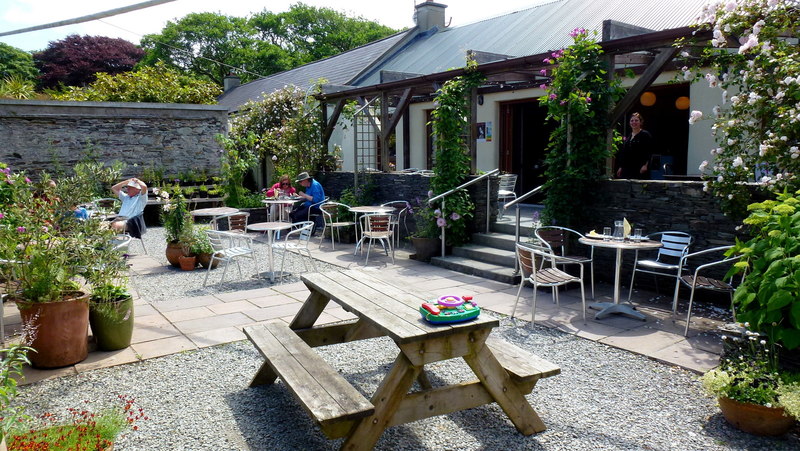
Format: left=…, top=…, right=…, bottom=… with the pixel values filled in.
left=471, top=232, right=522, bottom=252
left=430, top=255, right=520, bottom=284
left=452, top=244, right=516, bottom=267
left=490, top=222, right=535, bottom=237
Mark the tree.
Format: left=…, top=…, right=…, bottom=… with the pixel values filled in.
left=139, top=5, right=397, bottom=84
left=51, top=62, right=221, bottom=104
left=0, top=43, right=38, bottom=82
left=250, top=3, right=398, bottom=66
left=139, top=12, right=271, bottom=85
left=34, top=35, right=144, bottom=89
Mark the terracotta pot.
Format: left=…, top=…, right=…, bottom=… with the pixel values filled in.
left=196, top=252, right=219, bottom=269
left=165, top=241, right=185, bottom=267
left=90, top=296, right=134, bottom=351
left=15, top=292, right=90, bottom=369
left=179, top=255, right=197, bottom=271
left=718, top=397, right=796, bottom=436
left=410, top=237, right=441, bottom=262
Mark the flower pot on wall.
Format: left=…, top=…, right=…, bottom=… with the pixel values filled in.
left=179, top=255, right=197, bottom=271
left=717, top=397, right=796, bottom=436
left=15, top=292, right=90, bottom=368
left=90, top=296, right=134, bottom=351
left=165, top=241, right=185, bottom=267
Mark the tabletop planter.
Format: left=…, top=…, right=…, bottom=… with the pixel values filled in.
left=90, top=285, right=135, bottom=352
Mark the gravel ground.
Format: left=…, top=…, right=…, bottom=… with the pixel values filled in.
left=14, top=228, right=800, bottom=450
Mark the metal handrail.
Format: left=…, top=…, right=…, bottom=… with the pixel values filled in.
left=428, top=168, right=501, bottom=257
left=504, top=184, right=546, bottom=274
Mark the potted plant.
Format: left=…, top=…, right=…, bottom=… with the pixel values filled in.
left=89, top=282, right=135, bottom=351
left=0, top=163, right=115, bottom=368
left=700, top=328, right=800, bottom=436
left=157, top=187, right=192, bottom=267
left=407, top=194, right=442, bottom=262
left=6, top=394, right=146, bottom=450
left=188, top=225, right=218, bottom=269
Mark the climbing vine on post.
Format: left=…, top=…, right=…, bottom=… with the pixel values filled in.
left=539, top=28, right=625, bottom=226
left=429, top=58, right=485, bottom=246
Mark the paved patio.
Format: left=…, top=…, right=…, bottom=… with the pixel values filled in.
left=5, top=233, right=729, bottom=386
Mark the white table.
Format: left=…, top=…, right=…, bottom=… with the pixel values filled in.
left=246, top=221, right=294, bottom=282
left=578, top=237, right=662, bottom=320
left=262, top=197, right=301, bottom=222
left=349, top=206, right=395, bottom=253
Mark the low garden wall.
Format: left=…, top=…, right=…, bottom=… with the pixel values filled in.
left=0, top=99, right=227, bottom=178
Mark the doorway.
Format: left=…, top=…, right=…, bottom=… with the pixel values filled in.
left=499, top=101, right=552, bottom=196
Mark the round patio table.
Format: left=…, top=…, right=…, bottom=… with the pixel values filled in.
left=578, top=237, right=662, bottom=321
left=247, top=221, right=295, bottom=282
left=190, top=206, right=239, bottom=218
left=263, top=197, right=301, bottom=222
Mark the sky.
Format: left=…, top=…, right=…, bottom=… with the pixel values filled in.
left=0, top=0, right=551, bottom=53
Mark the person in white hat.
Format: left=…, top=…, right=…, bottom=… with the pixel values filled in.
left=289, top=171, right=325, bottom=230
left=110, top=177, right=148, bottom=234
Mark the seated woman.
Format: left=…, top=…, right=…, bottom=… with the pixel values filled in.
left=110, top=178, right=148, bottom=237
left=265, top=174, right=297, bottom=198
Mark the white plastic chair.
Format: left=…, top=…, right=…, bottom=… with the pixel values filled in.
left=627, top=231, right=693, bottom=302
left=355, top=213, right=394, bottom=265
left=203, top=230, right=258, bottom=286
left=673, top=245, right=740, bottom=336
left=511, top=243, right=586, bottom=324
left=497, top=174, right=518, bottom=218
left=272, top=221, right=317, bottom=282
left=319, top=202, right=356, bottom=249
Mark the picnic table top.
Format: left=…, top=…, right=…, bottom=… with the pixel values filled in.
left=301, top=270, right=498, bottom=344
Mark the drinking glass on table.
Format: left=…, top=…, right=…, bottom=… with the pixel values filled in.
left=633, top=228, right=643, bottom=243
left=603, top=227, right=612, bottom=241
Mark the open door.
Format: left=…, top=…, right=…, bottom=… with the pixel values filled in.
left=499, top=100, right=552, bottom=195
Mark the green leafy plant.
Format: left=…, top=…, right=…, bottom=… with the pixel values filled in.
left=7, top=395, right=146, bottom=450
left=156, top=187, right=192, bottom=244
left=728, top=189, right=800, bottom=350
left=539, top=28, right=625, bottom=226
left=681, top=0, right=800, bottom=219
left=339, top=172, right=377, bottom=207
left=428, top=58, right=484, bottom=246
left=186, top=225, right=213, bottom=256
left=701, top=328, right=800, bottom=420
left=0, top=344, right=34, bottom=439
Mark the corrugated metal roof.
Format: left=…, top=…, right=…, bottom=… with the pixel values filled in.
left=354, top=0, right=702, bottom=87
left=218, top=30, right=411, bottom=112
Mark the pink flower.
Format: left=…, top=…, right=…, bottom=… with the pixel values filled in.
left=16, top=226, right=25, bottom=233
left=24, top=177, right=31, bottom=183
left=539, top=84, right=547, bottom=90
left=0, top=213, right=3, bottom=219
left=539, top=69, right=547, bottom=75
left=549, top=93, right=557, bottom=100
left=543, top=58, right=551, bottom=64
left=437, top=217, right=447, bottom=227
left=450, top=212, right=460, bottom=220
left=560, top=100, right=567, bottom=106
left=585, top=97, right=592, bottom=103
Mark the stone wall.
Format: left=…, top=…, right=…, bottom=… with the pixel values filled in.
left=0, top=99, right=228, bottom=177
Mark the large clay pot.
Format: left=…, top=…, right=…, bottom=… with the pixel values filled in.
left=197, top=252, right=219, bottom=269
left=410, top=237, right=441, bottom=262
left=90, top=296, right=134, bottom=351
left=165, top=241, right=185, bottom=267
left=718, top=397, right=796, bottom=436
left=15, top=292, right=90, bottom=368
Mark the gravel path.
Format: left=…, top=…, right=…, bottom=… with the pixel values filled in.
left=14, top=228, right=800, bottom=450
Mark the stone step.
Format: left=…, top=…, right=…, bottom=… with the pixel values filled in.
left=430, top=255, right=520, bottom=285
left=471, top=232, right=524, bottom=252
left=452, top=244, right=516, bottom=267
left=490, top=221, right=535, bottom=237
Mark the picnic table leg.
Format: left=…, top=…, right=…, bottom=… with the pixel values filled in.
left=463, top=343, right=546, bottom=434
left=289, top=290, right=330, bottom=329
left=342, top=352, right=420, bottom=451
left=249, top=361, right=279, bottom=387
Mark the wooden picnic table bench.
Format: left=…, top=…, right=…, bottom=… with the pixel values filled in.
left=244, top=269, right=560, bottom=450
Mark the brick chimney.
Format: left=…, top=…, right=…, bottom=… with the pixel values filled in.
left=223, top=72, right=240, bottom=93
left=414, top=1, right=447, bottom=31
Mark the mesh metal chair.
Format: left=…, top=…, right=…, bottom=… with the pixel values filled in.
left=673, top=245, right=740, bottom=336
left=535, top=226, right=595, bottom=299
left=203, top=230, right=258, bottom=286
left=319, top=202, right=356, bottom=249
left=497, top=174, right=518, bottom=218
left=355, top=213, right=395, bottom=265
left=511, top=243, right=587, bottom=324
left=272, top=221, right=317, bottom=282
left=381, top=200, right=411, bottom=247
left=627, top=231, right=693, bottom=302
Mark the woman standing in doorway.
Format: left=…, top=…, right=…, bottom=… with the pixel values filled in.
left=615, top=112, right=653, bottom=179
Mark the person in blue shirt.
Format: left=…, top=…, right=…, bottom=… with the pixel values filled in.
left=289, top=171, right=325, bottom=231
left=110, top=178, right=148, bottom=236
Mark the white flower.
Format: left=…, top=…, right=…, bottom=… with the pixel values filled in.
left=721, top=90, right=728, bottom=104
left=699, top=160, right=709, bottom=171
left=703, top=182, right=709, bottom=192
left=705, top=73, right=718, bottom=88
left=271, top=155, right=278, bottom=161
left=747, top=92, right=761, bottom=105
left=727, top=138, right=736, bottom=146
left=725, top=1, right=737, bottom=12
left=717, top=175, right=724, bottom=182
left=759, top=144, right=769, bottom=156
left=713, top=105, right=721, bottom=117
left=732, top=156, right=743, bottom=167
left=689, top=110, right=703, bottom=125
left=738, top=34, right=759, bottom=54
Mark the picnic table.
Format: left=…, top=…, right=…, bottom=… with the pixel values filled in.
left=244, top=270, right=560, bottom=450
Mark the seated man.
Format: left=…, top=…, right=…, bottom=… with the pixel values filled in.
left=110, top=178, right=148, bottom=237
left=289, top=171, right=325, bottom=231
